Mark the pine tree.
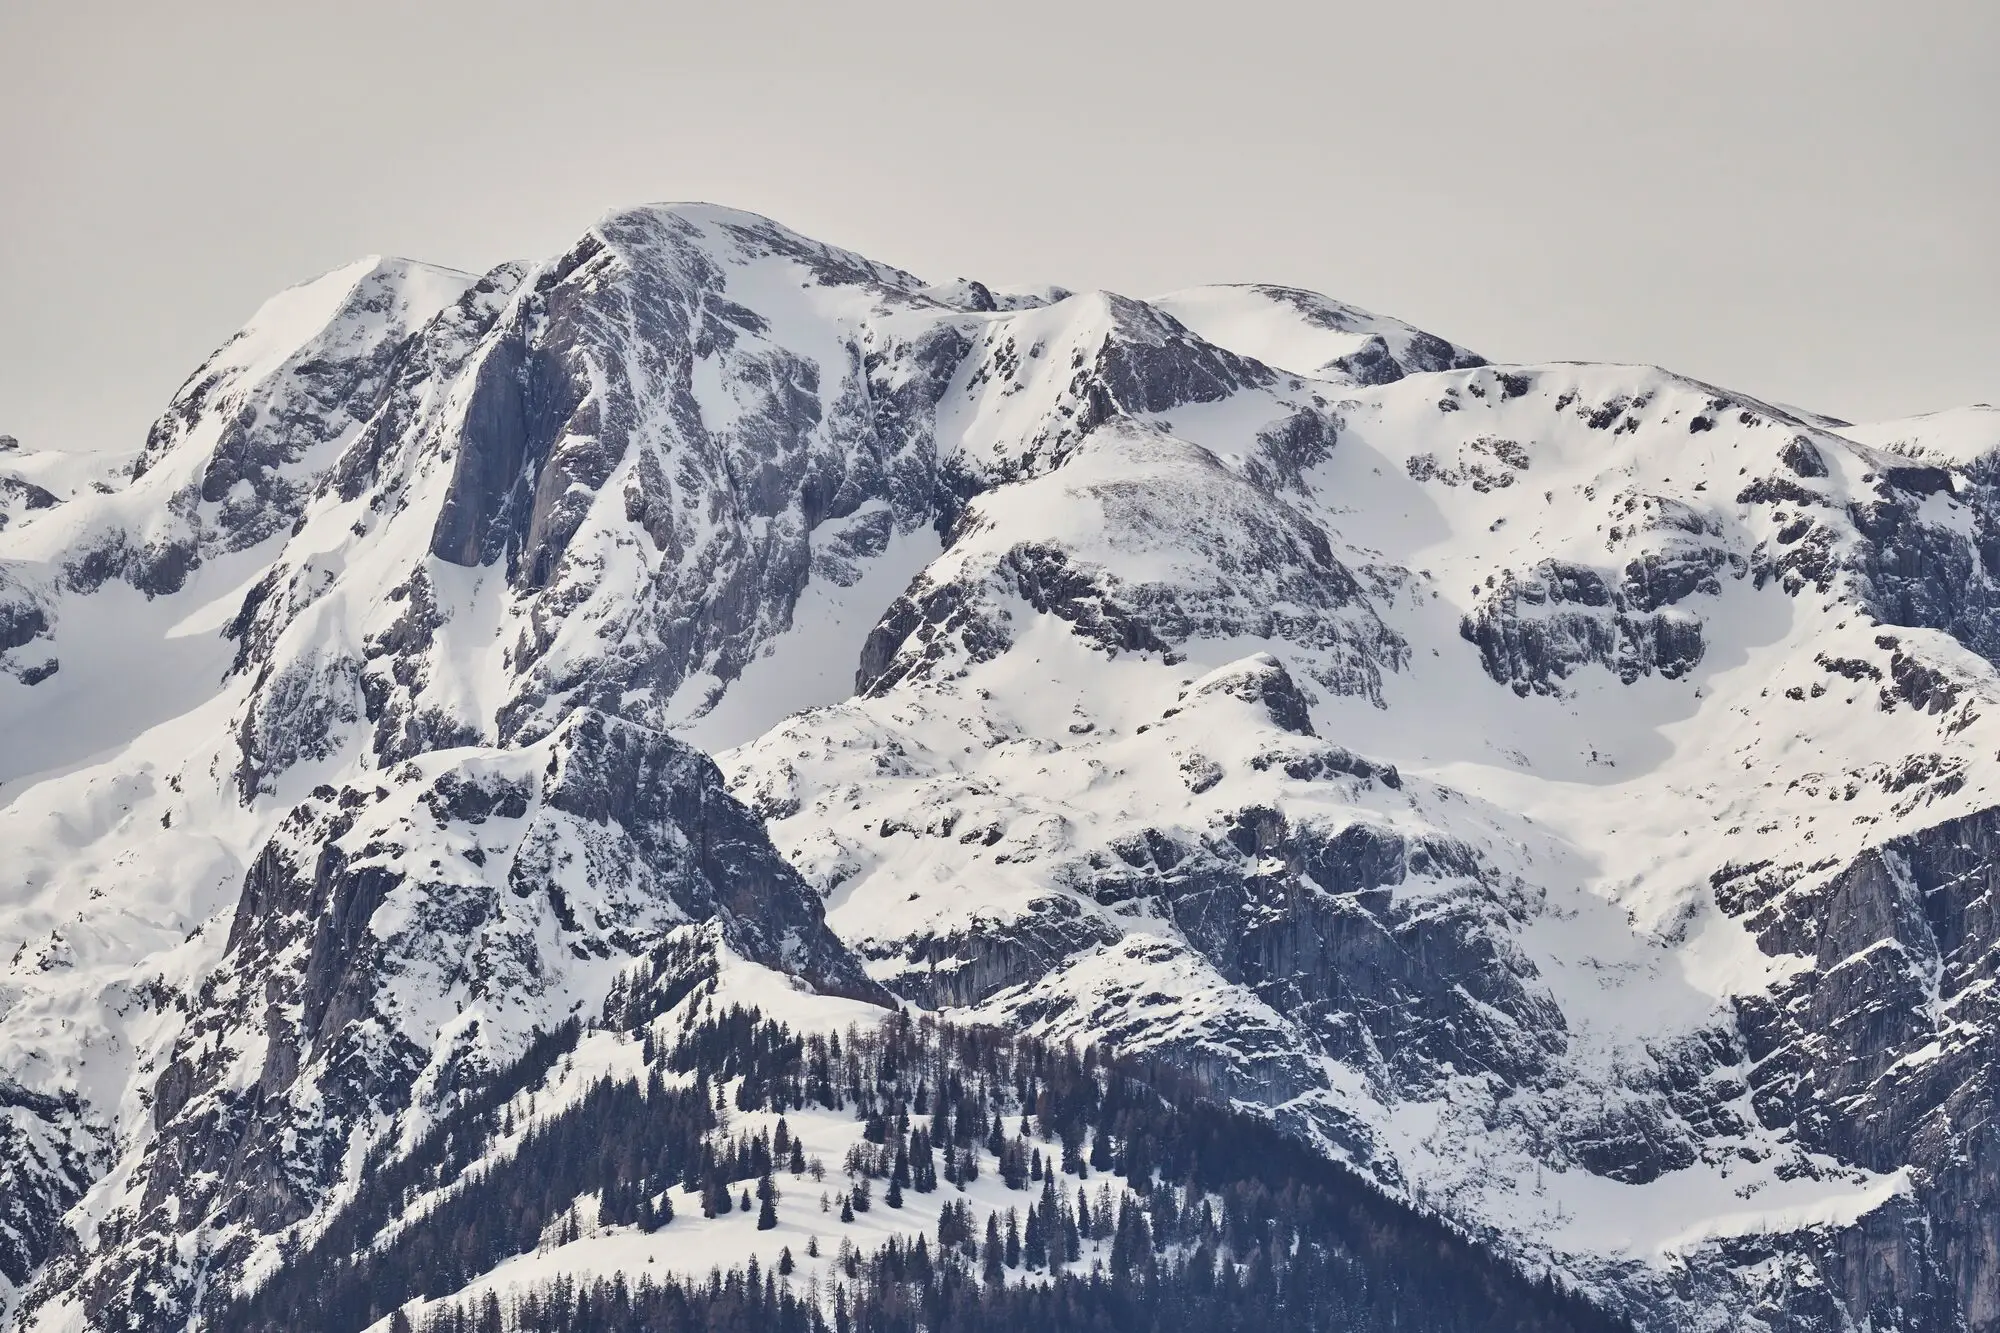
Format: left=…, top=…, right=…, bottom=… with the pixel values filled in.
left=1002, top=1139, right=1028, bottom=1190
left=757, top=1170, right=779, bottom=1231
left=885, top=1173, right=904, bottom=1209
left=982, top=1213, right=1004, bottom=1284
left=1024, top=1207, right=1047, bottom=1270
left=217, top=999, right=1642, bottom=1333
left=1060, top=1126, right=1083, bottom=1177
left=937, top=1198, right=965, bottom=1250
left=701, top=1168, right=721, bottom=1218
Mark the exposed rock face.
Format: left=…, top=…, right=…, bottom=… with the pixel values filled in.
left=1094, top=805, right=1569, bottom=1095
left=731, top=361, right=2000, bottom=1333
left=223, top=210, right=986, bottom=786
left=0, top=576, right=48, bottom=657
left=858, top=427, right=1406, bottom=704
left=99, top=258, right=482, bottom=599
left=0, top=1083, right=101, bottom=1297
left=1725, top=807, right=2000, bottom=1333
left=29, top=709, right=876, bottom=1330
left=1177, top=653, right=1321, bottom=736
left=9, top=205, right=2000, bottom=1333
left=0, top=478, right=59, bottom=533
left=1459, top=557, right=1711, bottom=696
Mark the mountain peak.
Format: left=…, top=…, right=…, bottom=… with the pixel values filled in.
left=1154, top=281, right=1484, bottom=383
left=5, top=201, right=1999, bottom=1333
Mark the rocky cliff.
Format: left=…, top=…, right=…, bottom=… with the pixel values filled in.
left=3, top=204, right=1999, bottom=1330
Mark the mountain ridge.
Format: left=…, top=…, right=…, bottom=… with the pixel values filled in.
left=2, top=201, right=1998, bottom=1331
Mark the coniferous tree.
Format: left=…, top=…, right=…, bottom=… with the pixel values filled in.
left=982, top=1212, right=1004, bottom=1284
left=1089, top=1124, right=1112, bottom=1173
left=224, top=994, right=1637, bottom=1333
left=1060, top=1123, right=1084, bottom=1177
left=756, top=1170, right=779, bottom=1230
left=701, top=1166, right=723, bottom=1218
left=937, top=1198, right=969, bottom=1251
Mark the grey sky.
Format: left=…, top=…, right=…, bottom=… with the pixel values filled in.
left=4, top=0, right=1994, bottom=454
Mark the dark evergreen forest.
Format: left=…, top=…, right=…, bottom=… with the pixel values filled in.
left=221, top=939, right=1628, bottom=1333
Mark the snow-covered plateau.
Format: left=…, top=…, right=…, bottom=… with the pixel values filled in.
left=2, top=203, right=1997, bottom=1331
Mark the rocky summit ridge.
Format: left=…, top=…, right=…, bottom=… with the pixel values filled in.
left=2, top=202, right=1999, bottom=1331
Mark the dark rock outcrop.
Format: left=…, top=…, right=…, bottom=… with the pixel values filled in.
left=1460, top=558, right=1713, bottom=696
left=1726, top=805, right=2000, bottom=1333
left=46, top=709, right=881, bottom=1330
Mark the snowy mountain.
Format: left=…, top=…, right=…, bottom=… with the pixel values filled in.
left=2, top=203, right=1998, bottom=1332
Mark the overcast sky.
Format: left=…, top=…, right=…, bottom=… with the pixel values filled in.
left=4, top=0, right=1994, bottom=453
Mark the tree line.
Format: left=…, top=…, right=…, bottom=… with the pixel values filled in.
left=219, top=937, right=1628, bottom=1333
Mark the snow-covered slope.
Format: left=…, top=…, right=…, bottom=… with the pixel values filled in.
left=4, top=203, right=1999, bottom=1332
left=1151, top=284, right=1485, bottom=384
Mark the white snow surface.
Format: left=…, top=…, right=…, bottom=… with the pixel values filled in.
left=1152, top=283, right=1479, bottom=382
left=4, top=201, right=1998, bottom=1330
